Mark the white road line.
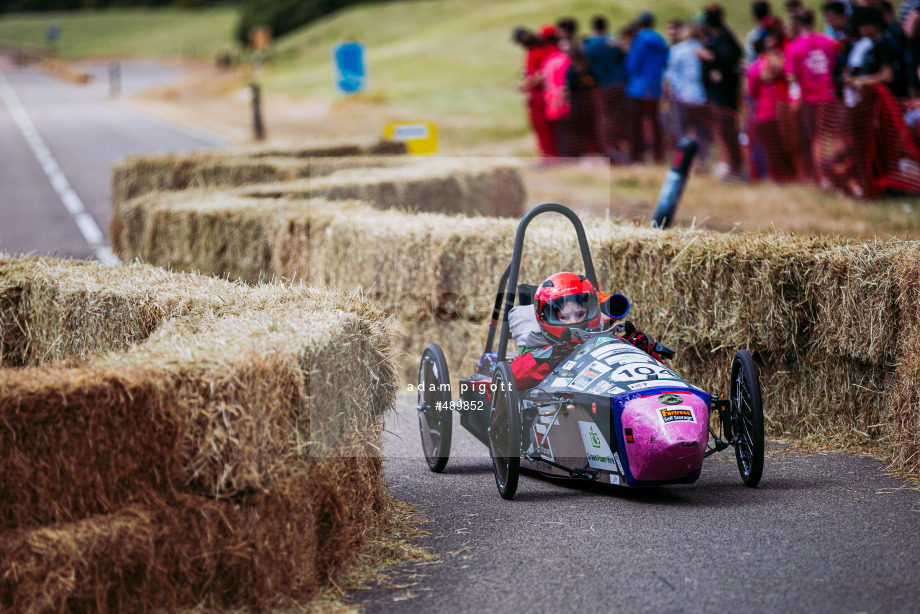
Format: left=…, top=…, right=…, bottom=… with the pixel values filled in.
left=0, top=69, right=121, bottom=265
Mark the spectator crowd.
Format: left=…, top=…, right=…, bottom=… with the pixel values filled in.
left=514, top=1, right=920, bottom=199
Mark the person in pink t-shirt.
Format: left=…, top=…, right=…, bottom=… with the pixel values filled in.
left=748, top=36, right=797, bottom=182
left=783, top=9, right=838, bottom=180
left=541, top=27, right=576, bottom=158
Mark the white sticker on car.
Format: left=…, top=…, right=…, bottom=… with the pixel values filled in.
left=550, top=377, right=571, bottom=388
left=570, top=361, right=612, bottom=391
left=627, top=380, right=694, bottom=391
left=609, top=364, right=680, bottom=382
left=577, top=421, right=619, bottom=471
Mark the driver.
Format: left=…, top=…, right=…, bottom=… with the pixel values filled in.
left=510, top=272, right=661, bottom=389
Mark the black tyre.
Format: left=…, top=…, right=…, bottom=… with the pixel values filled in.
left=730, top=350, right=764, bottom=487
left=488, top=362, right=521, bottom=500
left=417, top=343, right=452, bottom=472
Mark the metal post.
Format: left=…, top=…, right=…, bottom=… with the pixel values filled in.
left=251, top=82, right=265, bottom=140
left=108, top=61, right=121, bottom=98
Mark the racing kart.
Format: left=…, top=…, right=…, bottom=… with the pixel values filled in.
left=417, top=203, right=764, bottom=500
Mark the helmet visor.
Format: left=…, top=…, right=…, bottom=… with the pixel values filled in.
left=541, top=293, right=599, bottom=327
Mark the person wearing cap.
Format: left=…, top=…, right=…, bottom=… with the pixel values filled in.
left=625, top=10, right=668, bottom=163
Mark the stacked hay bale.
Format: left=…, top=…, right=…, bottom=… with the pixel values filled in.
left=0, top=257, right=398, bottom=611
left=108, top=184, right=920, bottom=478
left=110, top=138, right=409, bottom=209
left=110, top=157, right=526, bottom=265
left=39, top=58, right=91, bottom=84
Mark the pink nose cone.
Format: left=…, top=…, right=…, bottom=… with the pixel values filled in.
left=621, top=392, right=709, bottom=482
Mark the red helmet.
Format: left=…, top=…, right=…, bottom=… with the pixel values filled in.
left=534, top=272, right=601, bottom=340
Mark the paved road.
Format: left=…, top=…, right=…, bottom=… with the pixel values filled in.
left=0, top=55, right=222, bottom=260
left=352, top=393, right=920, bottom=613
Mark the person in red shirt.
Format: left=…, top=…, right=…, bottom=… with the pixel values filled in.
left=514, top=27, right=557, bottom=159
left=509, top=272, right=661, bottom=389
left=748, top=34, right=798, bottom=182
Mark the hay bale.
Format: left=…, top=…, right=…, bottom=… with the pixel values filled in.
left=110, top=141, right=408, bottom=209
left=0, top=257, right=399, bottom=610
left=238, top=157, right=526, bottom=218
left=103, top=189, right=920, bottom=478
left=892, top=250, right=920, bottom=477
left=807, top=242, right=903, bottom=364
left=0, top=440, right=385, bottom=613
left=39, top=58, right=90, bottom=84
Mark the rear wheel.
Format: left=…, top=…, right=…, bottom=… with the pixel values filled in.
left=730, top=350, right=764, bottom=487
left=488, top=362, right=521, bottom=500
left=417, top=343, right=452, bottom=472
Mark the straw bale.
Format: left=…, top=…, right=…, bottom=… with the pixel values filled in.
left=0, top=365, right=181, bottom=530
left=0, top=434, right=386, bottom=613
left=304, top=157, right=525, bottom=217
left=807, top=242, right=903, bottom=364
left=0, top=257, right=239, bottom=366
left=39, top=58, right=90, bottom=84
left=110, top=140, right=408, bottom=208
left=0, top=257, right=400, bottom=610
left=111, top=191, right=364, bottom=284
left=234, top=137, right=408, bottom=159
left=892, top=249, right=920, bottom=476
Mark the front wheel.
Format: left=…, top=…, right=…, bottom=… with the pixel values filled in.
left=488, top=362, right=521, bottom=500
left=730, top=350, right=764, bottom=487
left=418, top=343, right=452, bottom=472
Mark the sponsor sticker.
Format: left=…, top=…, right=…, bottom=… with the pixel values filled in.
left=659, top=406, right=696, bottom=424
left=577, top=421, right=619, bottom=471
left=659, top=393, right=684, bottom=405
left=612, top=452, right=624, bottom=474
left=562, top=361, right=577, bottom=370
left=625, top=428, right=635, bottom=443
left=590, top=380, right=613, bottom=394
left=609, top=473, right=620, bottom=485
left=550, top=377, right=572, bottom=388
left=594, top=336, right=616, bottom=346
left=570, top=361, right=612, bottom=391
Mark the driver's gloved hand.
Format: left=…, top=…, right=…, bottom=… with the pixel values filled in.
left=550, top=338, right=582, bottom=365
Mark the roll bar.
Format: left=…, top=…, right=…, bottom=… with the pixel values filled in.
left=483, top=203, right=598, bottom=362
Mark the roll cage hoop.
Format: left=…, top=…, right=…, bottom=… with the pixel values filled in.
left=484, top=203, right=599, bottom=363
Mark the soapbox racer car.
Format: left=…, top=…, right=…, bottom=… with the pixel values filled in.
left=417, top=204, right=764, bottom=500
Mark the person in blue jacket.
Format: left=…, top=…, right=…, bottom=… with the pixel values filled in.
left=626, top=10, right=669, bottom=163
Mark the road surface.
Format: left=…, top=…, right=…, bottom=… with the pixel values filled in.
left=352, top=393, right=920, bottom=613
left=0, top=55, right=222, bottom=261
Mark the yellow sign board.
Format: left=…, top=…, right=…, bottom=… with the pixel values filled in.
left=384, top=121, right=437, bottom=155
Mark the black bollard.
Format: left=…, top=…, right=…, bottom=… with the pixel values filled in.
left=251, top=82, right=265, bottom=140
left=651, top=137, right=698, bottom=229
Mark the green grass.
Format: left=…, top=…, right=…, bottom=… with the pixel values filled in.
left=0, top=7, right=239, bottom=60
left=261, top=0, right=827, bottom=142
